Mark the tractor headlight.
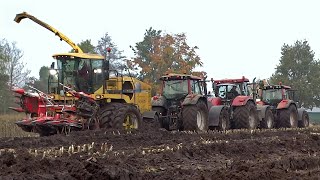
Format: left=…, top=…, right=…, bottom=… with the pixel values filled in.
left=49, top=69, right=58, bottom=75
left=94, top=68, right=102, bottom=74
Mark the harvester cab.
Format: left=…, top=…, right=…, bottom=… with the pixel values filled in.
left=11, top=12, right=153, bottom=136
left=151, top=73, right=209, bottom=131
left=256, top=83, right=309, bottom=128
left=208, top=76, right=259, bottom=131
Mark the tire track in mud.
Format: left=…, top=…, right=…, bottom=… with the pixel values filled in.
left=1, top=127, right=320, bottom=179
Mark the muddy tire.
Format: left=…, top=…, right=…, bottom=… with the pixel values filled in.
left=278, top=105, right=298, bottom=128
left=233, top=101, right=258, bottom=129
left=217, top=107, right=230, bottom=131
left=260, top=108, right=274, bottom=129
left=182, top=100, right=208, bottom=131
left=99, top=103, right=142, bottom=130
left=298, top=110, right=309, bottom=128
left=152, top=107, right=169, bottom=130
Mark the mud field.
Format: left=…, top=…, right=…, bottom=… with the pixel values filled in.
left=1, top=126, right=320, bottom=180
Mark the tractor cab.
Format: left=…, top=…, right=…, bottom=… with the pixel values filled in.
left=210, top=76, right=251, bottom=106
left=258, top=84, right=292, bottom=106
left=159, top=73, right=204, bottom=100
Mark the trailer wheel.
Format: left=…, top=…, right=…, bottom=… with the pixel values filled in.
left=182, top=100, right=208, bottom=131
left=279, top=104, right=298, bottom=128
left=99, top=103, right=142, bottom=130
left=298, top=110, right=309, bottom=128
left=234, top=101, right=258, bottom=129
left=261, top=108, right=274, bottom=129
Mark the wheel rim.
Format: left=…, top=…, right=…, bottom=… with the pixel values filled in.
left=221, top=116, right=227, bottom=130
left=266, top=115, right=273, bottom=129
left=289, top=112, right=295, bottom=127
left=196, top=110, right=206, bottom=130
left=123, top=113, right=138, bottom=130
left=248, top=109, right=256, bottom=129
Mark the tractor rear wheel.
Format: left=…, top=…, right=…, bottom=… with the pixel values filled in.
left=217, top=107, right=230, bottom=131
left=233, top=101, right=258, bottom=129
left=182, top=100, right=208, bottom=131
left=99, top=103, right=142, bottom=130
left=278, top=105, right=298, bottom=128
left=298, top=110, right=309, bottom=128
left=261, top=108, right=274, bottom=129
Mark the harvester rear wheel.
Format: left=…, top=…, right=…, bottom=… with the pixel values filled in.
left=182, top=100, right=208, bottom=131
left=278, top=105, right=298, bottom=128
left=298, top=110, right=309, bottom=128
left=261, top=108, right=274, bottom=129
left=99, top=103, right=142, bottom=130
left=233, top=101, right=258, bottom=129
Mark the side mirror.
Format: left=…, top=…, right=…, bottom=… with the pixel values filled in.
left=50, top=62, right=55, bottom=69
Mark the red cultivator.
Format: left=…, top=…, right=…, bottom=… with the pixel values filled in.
left=9, top=86, right=96, bottom=136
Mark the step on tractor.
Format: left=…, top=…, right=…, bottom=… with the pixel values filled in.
left=256, top=82, right=309, bottom=128
left=208, top=76, right=259, bottom=131
left=151, top=73, right=209, bottom=131
left=10, top=12, right=154, bottom=136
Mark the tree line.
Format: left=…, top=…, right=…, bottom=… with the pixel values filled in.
left=0, top=27, right=319, bottom=114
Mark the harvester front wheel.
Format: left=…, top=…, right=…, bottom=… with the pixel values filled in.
left=99, top=103, right=142, bottom=130
left=233, top=101, right=258, bottom=129
left=182, top=100, right=208, bottom=131
left=278, top=105, right=298, bottom=128
left=261, top=108, right=274, bottom=129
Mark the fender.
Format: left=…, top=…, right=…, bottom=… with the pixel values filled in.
left=208, top=105, right=227, bottom=127
left=297, top=108, right=307, bottom=121
left=256, top=105, right=270, bottom=121
left=181, top=94, right=206, bottom=106
left=232, top=96, right=254, bottom=107
left=142, top=110, right=158, bottom=120
left=276, top=100, right=296, bottom=110
left=151, top=96, right=167, bottom=108
left=208, top=97, right=222, bottom=106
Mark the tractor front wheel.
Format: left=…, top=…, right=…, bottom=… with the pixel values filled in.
left=298, top=110, right=309, bottom=128
left=261, top=108, right=274, bottom=129
left=278, top=105, right=298, bottom=128
left=233, top=101, right=258, bottom=129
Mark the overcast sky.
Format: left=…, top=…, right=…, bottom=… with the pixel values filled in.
left=1, top=0, right=320, bottom=81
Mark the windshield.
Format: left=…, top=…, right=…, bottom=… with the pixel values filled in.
left=262, top=89, right=283, bottom=103
left=216, top=84, right=241, bottom=99
left=54, top=57, right=104, bottom=94
left=162, top=80, right=188, bottom=99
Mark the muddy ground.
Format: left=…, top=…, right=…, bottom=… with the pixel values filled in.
left=1, top=126, right=320, bottom=180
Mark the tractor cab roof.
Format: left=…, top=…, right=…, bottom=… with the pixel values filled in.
left=263, top=84, right=291, bottom=90
left=216, top=83, right=237, bottom=87
left=52, top=53, right=105, bottom=60
left=160, top=73, right=202, bottom=81
left=212, top=76, right=249, bottom=84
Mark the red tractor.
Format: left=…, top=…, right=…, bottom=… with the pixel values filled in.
left=207, top=76, right=259, bottom=131
left=151, top=73, right=209, bottom=131
left=256, top=83, right=309, bottom=128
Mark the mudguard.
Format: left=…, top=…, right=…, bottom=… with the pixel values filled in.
left=151, top=96, right=167, bottom=107
left=231, top=96, right=253, bottom=107
left=256, top=105, right=270, bottom=121
left=142, top=111, right=158, bottom=119
left=297, top=108, right=307, bottom=122
left=181, top=94, right=205, bottom=106
left=208, top=105, right=226, bottom=127
left=276, top=100, right=296, bottom=110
